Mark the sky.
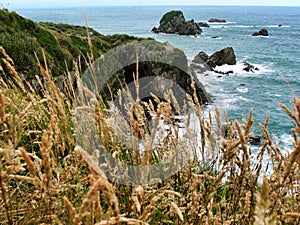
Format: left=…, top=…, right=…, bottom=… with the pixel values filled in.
left=5, top=0, right=300, bottom=9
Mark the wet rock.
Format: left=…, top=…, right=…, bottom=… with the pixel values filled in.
left=252, top=28, right=269, bottom=36
left=242, top=61, right=259, bottom=72
left=208, top=18, right=227, bottom=23
left=206, top=47, right=236, bottom=68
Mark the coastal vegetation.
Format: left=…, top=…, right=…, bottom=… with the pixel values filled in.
left=0, top=9, right=144, bottom=80
left=1, top=9, right=300, bottom=225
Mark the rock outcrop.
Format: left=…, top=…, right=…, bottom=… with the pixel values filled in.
left=190, top=47, right=236, bottom=74
left=86, top=40, right=211, bottom=108
left=252, top=28, right=269, bottom=36
left=191, top=48, right=260, bottom=75
left=242, top=62, right=259, bottom=72
left=152, top=10, right=202, bottom=35
left=192, top=51, right=209, bottom=64
left=208, top=18, right=227, bottom=23
left=0, top=9, right=210, bottom=106
left=206, top=47, right=236, bottom=68
left=197, top=22, right=210, bottom=28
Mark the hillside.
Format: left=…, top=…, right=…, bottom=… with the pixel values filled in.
left=0, top=9, right=143, bottom=80
left=0, top=9, right=209, bottom=104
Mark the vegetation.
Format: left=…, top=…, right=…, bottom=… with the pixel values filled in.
left=159, top=10, right=185, bottom=24
left=0, top=9, right=144, bottom=80
left=1, top=9, right=300, bottom=225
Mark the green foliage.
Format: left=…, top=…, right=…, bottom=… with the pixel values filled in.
left=0, top=10, right=142, bottom=80
left=160, top=10, right=184, bottom=24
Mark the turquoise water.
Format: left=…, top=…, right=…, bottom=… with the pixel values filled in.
left=16, top=6, right=300, bottom=150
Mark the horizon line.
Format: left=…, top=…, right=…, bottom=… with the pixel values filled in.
left=11, top=4, right=300, bottom=10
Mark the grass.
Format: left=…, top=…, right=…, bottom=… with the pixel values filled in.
left=1, top=10, right=300, bottom=225
left=160, top=11, right=185, bottom=25
left=0, top=9, right=145, bottom=80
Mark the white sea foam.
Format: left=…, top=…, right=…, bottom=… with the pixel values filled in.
left=214, top=61, right=274, bottom=76
left=233, top=25, right=290, bottom=28
left=235, top=25, right=256, bottom=28
left=250, top=35, right=270, bottom=38
left=210, top=25, right=228, bottom=29
left=207, top=36, right=222, bottom=39
left=265, top=25, right=291, bottom=28
left=278, top=133, right=294, bottom=152
left=236, top=87, right=249, bottom=93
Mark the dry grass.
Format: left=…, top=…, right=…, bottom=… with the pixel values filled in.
left=0, top=42, right=300, bottom=225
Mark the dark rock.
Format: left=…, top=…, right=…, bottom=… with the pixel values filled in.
left=95, top=40, right=211, bottom=108
left=197, top=22, right=210, bottom=27
left=151, top=27, right=159, bottom=33
left=179, top=21, right=202, bottom=35
left=242, top=61, right=259, bottom=72
left=214, top=70, right=234, bottom=75
left=248, top=136, right=262, bottom=145
left=278, top=24, right=282, bottom=27
left=190, top=63, right=203, bottom=71
left=222, top=124, right=264, bottom=146
left=152, top=10, right=202, bottom=35
left=192, top=51, right=209, bottom=64
left=252, top=28, right=269, bottom=36
left=190, top=47, right=237, bottom=75
left=206, top=47, right=236, bottom=68
left=208, top=18, right=227, bottom=23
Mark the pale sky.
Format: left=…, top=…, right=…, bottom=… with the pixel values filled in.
left=6, top=0, right=300, bottom=9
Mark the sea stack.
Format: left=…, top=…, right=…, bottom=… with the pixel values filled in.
left=152, top=10, right=202, bottom=35
left=252, top=28, right=269, bottom=36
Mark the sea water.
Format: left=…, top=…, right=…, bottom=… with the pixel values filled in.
left=16, top=6, right=300, bottom=154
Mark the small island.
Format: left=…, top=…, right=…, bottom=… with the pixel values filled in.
left=152, top=10, right=202, bottom=35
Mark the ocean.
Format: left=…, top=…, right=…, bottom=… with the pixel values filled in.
left=16, top=6, right=300, bottom=152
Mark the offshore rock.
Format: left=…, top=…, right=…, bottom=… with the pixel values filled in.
left=152, top=10, right=202, bottom=35
left=197, top=22, right=210, bottom=28
left=208, top=18, right=227, bottom=23
left=206, top=47, right=236, bottom=68
left=252, top=28, right=269, bottom=36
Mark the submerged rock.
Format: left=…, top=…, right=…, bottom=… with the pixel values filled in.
left=152, top=10, right=202, bottom=35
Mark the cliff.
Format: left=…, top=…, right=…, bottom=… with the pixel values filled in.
left=0, top=9, right=210, bottom=105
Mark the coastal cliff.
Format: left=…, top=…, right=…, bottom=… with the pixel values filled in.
left=0, top=9, right=209, bottom=105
